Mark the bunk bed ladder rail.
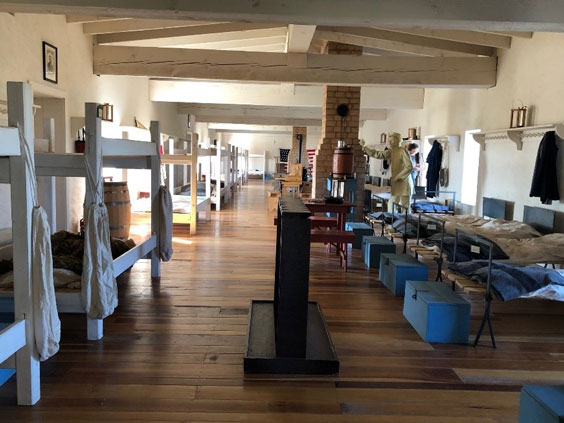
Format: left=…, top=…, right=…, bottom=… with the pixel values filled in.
left=453, top=229, right=496, bottom=349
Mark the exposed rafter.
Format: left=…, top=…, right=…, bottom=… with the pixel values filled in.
left=316, top=27, right=495, bottom=56
left=66, top=15, right=126, bottom=24
left=178, top=103, right=386, bottom=126
left=151, top=80, right=425, bottom=110
left=285, top=24, right=316, bottom=53
left=96, top=22, right=283, bottom=45
left=384, top=29, right=511, bottom=49
left=94, top=45, right=497, bottom=87
left=10, top=1, right=564, bottom=31
left=83, top=18, right=218, bottom=35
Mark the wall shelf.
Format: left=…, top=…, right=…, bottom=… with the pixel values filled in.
left=472, top=124, right=564, bottom=151
left=424, top=134, right=460, bottom=152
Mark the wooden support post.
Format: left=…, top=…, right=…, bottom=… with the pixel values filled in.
left=83, top=102, right=105, bottom=340
left=215, top=139, right=222, bottom=210
left=190, top=132, right=197, bottom=235
left=8, top=81, right=41, bottom=405
left=150, top=121, right=161, bottom=277
left=166, top=136, right=174, bottom=193
left=37, top=118, right=56, bottom=230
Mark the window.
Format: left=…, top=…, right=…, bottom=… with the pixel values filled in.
left=460, top=129, right=481, bottom=206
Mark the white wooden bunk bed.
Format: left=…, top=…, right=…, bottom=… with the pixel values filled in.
left=156, top=134, right=211, bottom=235
left=209, top=139, right=232, bottom=211
left=0, top=103, right=164, bottom=342
left=248, top=151, right=267, bottom=180
left=0, top=82, right=41, bottom=405
left=239, top=148, right=249, bottom=186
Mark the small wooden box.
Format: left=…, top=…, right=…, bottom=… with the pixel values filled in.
left=345, top=222, right=374, bottom=249
left=403, top=281, right=470, bottom=343
left=363, top=236, right=396, bottom=268
left=267, top=191, right=281, bottom=212
left=519, top=385, right=564, bottom=423
left=379, top=253, right=428, bottom=296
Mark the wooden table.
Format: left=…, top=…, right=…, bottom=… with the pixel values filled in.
left=303, top=200, right=355, bottom=270
left=303, top=200, right=354, bottom=231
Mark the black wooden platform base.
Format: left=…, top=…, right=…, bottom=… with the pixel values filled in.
left=244, top=300, right=340, bottom=374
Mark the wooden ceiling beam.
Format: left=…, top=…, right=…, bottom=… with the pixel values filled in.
left=83, top=18, right=218, bottom=35
left=94, top=45, right=497, bottom=87
left=66, top=15, right=127, bottom=24
left=151, top=80, right=425, bottom=110
left=96, top=22, right=283, bottom=45
left=285, top=24, right=316, bottom=53
left=318, top=27, right=495, bottom=56
left=384, top=29, right=512, bottom=49
left=12, top=1, right=564, bottom=31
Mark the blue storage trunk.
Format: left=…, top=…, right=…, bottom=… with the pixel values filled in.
left=519, top=385, right=564, bottom=423
left=363, top=236, right=396, bottom=268
left=345, top=222, right=373, bottom=249
left=403, top=280, right=471, bottom=344
left=379, top=253, right=428, bottom=296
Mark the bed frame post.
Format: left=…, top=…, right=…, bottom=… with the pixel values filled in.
left=216, top=139, right=222, bottom=211
left=190, top=132, right=198, bottom=235
left=150, top=122, right=162, bottom=278
left=8, top=81, right=41, bottom=405
left=166, top=135, right=174, bottom=194
left=84, top=102, right=105, bottom=341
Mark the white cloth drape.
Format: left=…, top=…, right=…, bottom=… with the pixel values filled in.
left=159, top=186, right=173, bottom=262
left=81, top=158, right=117, bottom=319
left=18, top=128, right=60, bottom=361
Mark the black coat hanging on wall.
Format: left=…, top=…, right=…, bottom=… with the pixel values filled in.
left=426, top=140, right=443, bottom=198
left=530, top=131, right=560, bottom=205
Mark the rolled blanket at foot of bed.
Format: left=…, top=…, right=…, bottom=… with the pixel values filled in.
left=82, top=202, right=118, bottom=320
left=159, top=186, right=173, bottom=261
left=448, top=260, right=564, bottom=301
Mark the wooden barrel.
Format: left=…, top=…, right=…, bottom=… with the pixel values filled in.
left=332, top=145, right=354, bottom=178
left=103, top=181, right=131, bottom=239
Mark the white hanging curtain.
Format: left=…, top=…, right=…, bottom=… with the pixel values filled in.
left=82, top=157, right=118, bottom=319
left=18, top=128, right=60, bottom=361
left=158, top=142, right=173, bottom=261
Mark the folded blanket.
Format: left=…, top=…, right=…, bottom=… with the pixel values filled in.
left=448, top=261, right=564, bottom=301
left=424, top=233, right=509, bottom=262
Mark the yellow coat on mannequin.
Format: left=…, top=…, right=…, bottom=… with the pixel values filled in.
left=361, top=132, right=413, bottom=210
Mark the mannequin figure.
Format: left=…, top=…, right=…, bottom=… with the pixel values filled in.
left=360, top=132, right=413, bottom=211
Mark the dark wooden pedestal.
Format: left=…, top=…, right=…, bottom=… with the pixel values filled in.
left=244, top=197, right=339, bottom=374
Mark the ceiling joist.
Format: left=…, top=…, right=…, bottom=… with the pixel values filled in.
left=96, top=22, right=283, bottom=45
left=94, top=45, right=497, bottom=87
left=385, top=29, right=511, bottom=49
left=83, top=18, right=219, bottom=35
left=317, top=27, right=495, bottom=57
left=10, top=1, right=564, bottom=31
left=150, top=81, right=425, bottom=110
left=285, top=24, right=316, bottom=53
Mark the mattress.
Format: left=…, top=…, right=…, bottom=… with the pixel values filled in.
left=132, top=195, right=209, bottom=215
left=412, top=201, right=452, bottom=213
left=0, top=268, right=81, bottom=290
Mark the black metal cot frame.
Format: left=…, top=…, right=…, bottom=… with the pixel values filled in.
left=415, top=213, right=446, bottom=282
left=391, top=202, right=409, bottom=254
left=453, top=228, right=496, bottom=349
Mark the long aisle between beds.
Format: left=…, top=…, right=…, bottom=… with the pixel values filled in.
left=1, top=181, right=564, bottom=421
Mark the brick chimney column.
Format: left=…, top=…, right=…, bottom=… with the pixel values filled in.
left=312, top=42, right=365, bottom=220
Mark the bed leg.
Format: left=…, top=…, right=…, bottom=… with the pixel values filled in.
left=473, top=297, right=495, bottom=348
left=87, top=318, right=103, bottom=341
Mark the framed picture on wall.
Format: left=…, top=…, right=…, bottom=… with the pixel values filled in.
left=42, top=41, right=58, bottom=84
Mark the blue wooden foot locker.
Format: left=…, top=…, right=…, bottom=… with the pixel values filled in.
left=344, top=222, right=373, bottom=249
left=362, top=236, right=396, bottom=268
left=379, top=253, right=428, bottom=296
left=403, top=280, right=471, bottom=344
left=519, top=385, right=564, bottom=423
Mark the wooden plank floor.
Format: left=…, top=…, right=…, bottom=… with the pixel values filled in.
left=2, top=181, right=564, bottom=422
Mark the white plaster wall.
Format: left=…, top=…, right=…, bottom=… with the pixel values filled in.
left=0, top=13, right=187, bottom=229
left=222, top=127, right=321, bottom=175
left=360, top=32, right=564, bottom=221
